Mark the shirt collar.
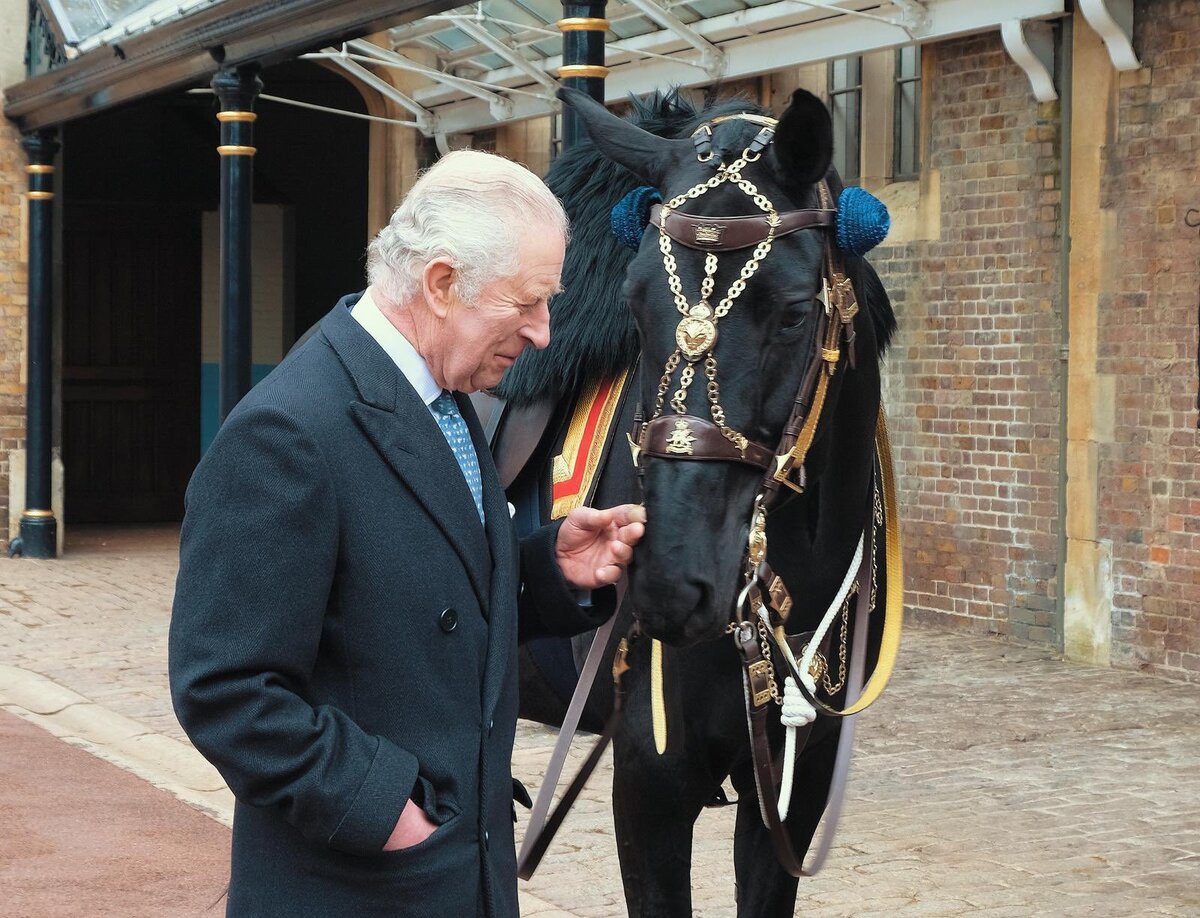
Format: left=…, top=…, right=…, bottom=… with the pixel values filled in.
left=351, top=288, right=442, bottom=407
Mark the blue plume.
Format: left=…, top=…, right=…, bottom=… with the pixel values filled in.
left=837, top=187, right=890, bottom=256
left=610, top=186, right=662, bottom=250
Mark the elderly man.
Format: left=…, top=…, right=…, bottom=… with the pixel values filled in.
left=169, top=151, right=644, bottom=917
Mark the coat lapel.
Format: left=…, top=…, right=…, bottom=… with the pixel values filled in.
left=462, top=394, right=519, bottom=722
left=321, top=298, right=491, bottom=608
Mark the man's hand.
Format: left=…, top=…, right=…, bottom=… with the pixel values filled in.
left=382, top=798, right=437, bottom=851
left=555, top=504, right=646, bottom=590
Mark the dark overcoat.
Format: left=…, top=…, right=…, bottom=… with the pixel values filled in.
left=169, top=296, right=603, bottom=917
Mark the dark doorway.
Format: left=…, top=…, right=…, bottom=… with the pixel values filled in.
left=62, top=204, right=201, bottom=522
left=60, top=62, right=369, bottom=523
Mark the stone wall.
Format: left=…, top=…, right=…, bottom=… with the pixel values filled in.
left=874, top=33, right=1065, bottom=644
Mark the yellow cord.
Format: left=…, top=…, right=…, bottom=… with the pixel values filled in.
left=651, top=639, right=668, bottom=754
left=836, top=408, right=904, bottom=716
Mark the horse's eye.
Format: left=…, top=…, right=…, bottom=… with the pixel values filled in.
left=781, top=300, right=814, bottom=330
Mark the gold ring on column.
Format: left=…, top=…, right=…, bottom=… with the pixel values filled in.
left=557, top=18, right=610, bottom=31
left=557, top=65, right=610, bottom=79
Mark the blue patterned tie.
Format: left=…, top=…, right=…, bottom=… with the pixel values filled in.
left=431, top=391, right=485, bottom=525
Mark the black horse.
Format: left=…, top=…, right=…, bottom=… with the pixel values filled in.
left=493, top=87, right=896, bottom=917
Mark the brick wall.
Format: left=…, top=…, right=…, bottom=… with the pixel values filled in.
left=1100, top=0, right=1200, bottom=679
left=0, top=115, right=25, bottom=548
left=875, top=34, right=1065, bottom=644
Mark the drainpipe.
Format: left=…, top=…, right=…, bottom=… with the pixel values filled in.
left=1055, top=16, right=1073, bottom=653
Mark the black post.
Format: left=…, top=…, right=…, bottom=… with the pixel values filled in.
left=13, top=129, right=60, bottom=559
left=212, top=64, right=262, bottom=424
left=558, top=2, right=609, bottom=149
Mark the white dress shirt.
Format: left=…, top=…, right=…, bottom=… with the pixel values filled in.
left=351, top=288, right=441, bottom=410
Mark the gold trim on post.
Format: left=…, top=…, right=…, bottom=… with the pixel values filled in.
left=27, top=191, right=54, bottom=200
left=25, top=164, right=55, bottom=174
left=557, top=64, right=610, bottom=79
left=22, top=509, right=55, bottom=519
left=217, top=145, right=257, bottom=156
left=557, top=17, right=610, bottom=31
left=217, top=111, right=258, bottom=123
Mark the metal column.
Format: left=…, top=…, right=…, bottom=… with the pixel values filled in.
left=212, top=64, right=262, bottom=424
left=11, top=130, right=60, bottom=559
left=557, top=2, right=609, bottom=149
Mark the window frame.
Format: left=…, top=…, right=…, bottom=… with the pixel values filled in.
left=892, top=44, right=922, bottom=182
left=827, top=55, right=863, bottom=186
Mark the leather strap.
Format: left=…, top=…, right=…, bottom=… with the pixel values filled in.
left=518, top=622, right=637, bottom=880
left=517, top=609, right=617, bottom=877
left=736, top=624, right=826, bottom=878
left=635, top=414, right=776, bottom=469
left=801, top=520, right=873, bottom=874
left=649, top=204, right=836, bottom=252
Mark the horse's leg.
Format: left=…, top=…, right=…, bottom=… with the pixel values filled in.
left=729, top=718, right=841, bottom=918
left=611, top=652, right=719, bottom=918
left=729, top=760, right=799, bottom=918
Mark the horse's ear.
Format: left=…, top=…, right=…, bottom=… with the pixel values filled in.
left=770, top=89, right=833, bottom=186
left=558, top=87, right=690, bottom=186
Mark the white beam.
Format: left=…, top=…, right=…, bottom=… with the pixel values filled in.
left=450, top=17, right=560, bottom=93
left=343, top=39, right=514, bottom=121
left=621, top=0, right=725, bottom=77
left=1001, top=19, right=1057, bottom=102
left=1078, top=0, right=1140, bottom=71
left=317, top=51, right=438, bottom=133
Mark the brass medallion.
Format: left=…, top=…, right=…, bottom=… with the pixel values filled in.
left=676, top=305, right=717, bottom=360
left=665, top=418, right=698, bottom=455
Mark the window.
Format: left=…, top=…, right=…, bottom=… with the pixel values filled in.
left=893, top=45, right=922, bottom=181
left=828, top=56, right=862, bottom=185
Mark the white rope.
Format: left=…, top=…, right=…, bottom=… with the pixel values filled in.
left=798, top=533, right=864, bottom=684
left=764, top=530, right=865, bottom=821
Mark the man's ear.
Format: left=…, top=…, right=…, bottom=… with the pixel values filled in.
left=423, top=258, right=456, bottom=319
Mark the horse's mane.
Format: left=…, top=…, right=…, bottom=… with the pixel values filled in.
left=494, top=90, right=896, bottom=406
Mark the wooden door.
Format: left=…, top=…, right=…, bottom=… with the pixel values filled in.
left=62, top=204, right=201, bottom=522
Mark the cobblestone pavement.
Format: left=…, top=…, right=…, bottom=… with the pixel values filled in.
left=2, top=526, right=1199, bottom=917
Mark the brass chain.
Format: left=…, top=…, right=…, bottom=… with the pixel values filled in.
left=651, top=351, right=682, bottom=420
left=654, top=153, right=779, bottom=448
left=821, top=585, right=853, bottom=696
left=870, top=480, right=883, bottom=612
left=704, top=356, right=748, bottom=454
left=670, top=364, right=696, bottom=415
left=754, top=618, right=782, bottom=705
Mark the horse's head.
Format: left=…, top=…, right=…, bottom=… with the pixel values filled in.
left=561, top=87, right=884, bottom=646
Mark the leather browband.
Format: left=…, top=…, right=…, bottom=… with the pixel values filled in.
left=636, top=415, right=776, bottom=470
left=649, top=204, right=836, bottom=252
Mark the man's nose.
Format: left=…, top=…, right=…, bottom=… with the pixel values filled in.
left=524, top=302, right=551, bottom=350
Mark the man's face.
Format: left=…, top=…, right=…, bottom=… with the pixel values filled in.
left=439, top=227, right=565, bottom=392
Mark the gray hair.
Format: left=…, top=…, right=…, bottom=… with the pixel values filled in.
left=366, top=150, right=568, bottom=306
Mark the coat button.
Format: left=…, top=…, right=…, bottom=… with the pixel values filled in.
left=483, top=830, right=490, bottom=848
left=439, top=608, right=458, bottom=633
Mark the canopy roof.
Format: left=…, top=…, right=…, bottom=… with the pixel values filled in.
left=309, top=0, right=1067, bottom=137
